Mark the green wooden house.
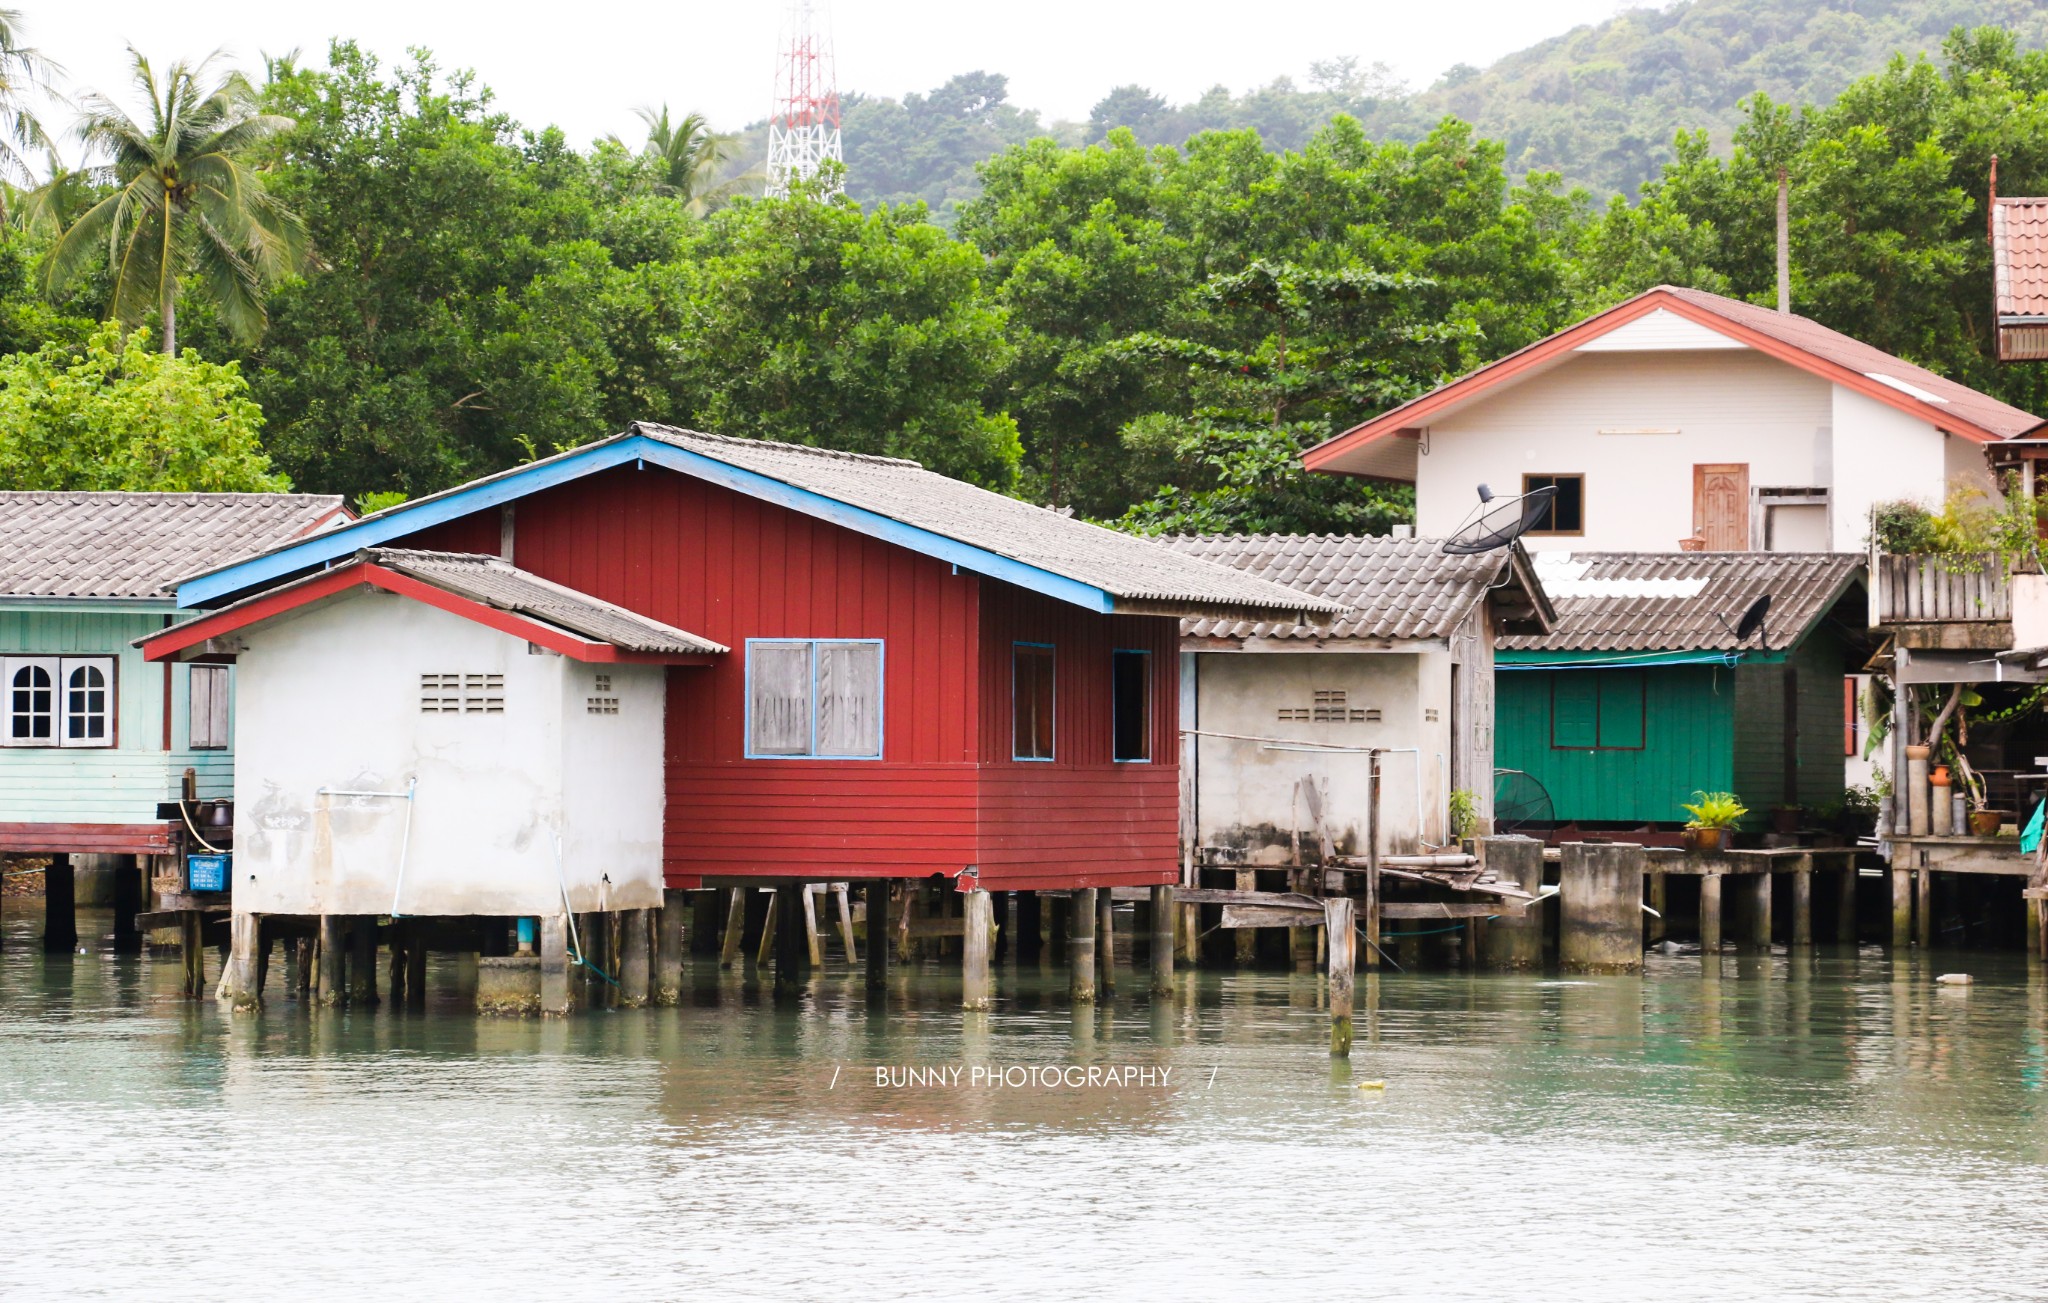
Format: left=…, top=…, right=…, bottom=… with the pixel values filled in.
left=1, top=492, right=347, bottom=861
left=1494, top=552, right=1867, bottom=830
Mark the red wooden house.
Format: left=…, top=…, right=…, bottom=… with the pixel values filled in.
left=157, top=425, right=1335, bottom=894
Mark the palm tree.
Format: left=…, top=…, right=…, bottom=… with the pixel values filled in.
left=0, top=9, right=57, bottom=208
left=44, top=49, right=306, bottom=355
left=609, top=105, right=753, bottom=214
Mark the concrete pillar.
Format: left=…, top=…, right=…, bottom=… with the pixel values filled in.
left=540, top=914, right=570, bottom=1015
left=217, top=911, right=261, bottom=1011
left=111, top=854, right=142, bottom=954
left=317, top=915, right=345, bottom=1006
left=655, top=891, right=685, bottom=1006
left=348, top=917, right=378, bottom=1006
left=1891, top=869, right=1913, bottom=949
left=1729, top=872, right=1772, bottom=952
left=1916, top=870, right=1933, bottom=949
left=1929, top=775, right=1953, bottom=836
left=1070, top=888, right=1098, bottom=1003
left=1791, top=855, right=1813, bottom=946
left=865, top=881, right=889, bottom=994
left=620, top=907, right=651, bottom=1007
left=1478, top=837, right=1545, bottom=970
left=42, top=852, right=75, bottom=953
left=1700, top=871, right=1723, bottom=955
left=1325, top=895, right=1356, bottom=1058
left=1837, top=864, right=1859, bottom=944
left=1558, top=842, right=1644, bottom=975
left=773, top=883, right=807, bottom=995
left=1233, top=868, right=1257, bottom=966
left=1097, top=889, right=1116, bottom=993
left=962, top=888, right=993, bottom=1011
left=1905, top=746, right=1930, bottom=837
left=1149, top=885, right=1175, bottom=995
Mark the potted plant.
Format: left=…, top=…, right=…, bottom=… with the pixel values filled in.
left=1957, top=759, right=2007, bottom=836
left=1447, top=789, right=1478, bottom=848
left=1680, top=791, right=1747, bottom=852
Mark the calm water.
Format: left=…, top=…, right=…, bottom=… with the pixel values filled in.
left=4, top=909, right=2047, bottom=1301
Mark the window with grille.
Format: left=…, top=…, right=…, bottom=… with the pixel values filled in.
left=189, top=664, right=230, bottom=749
left=746, top=640, right=883, bottom=759
left=420, top=672, right=505, bottom=714
left=3, top=656, right=113, bottom=748
left=1013, top=643, right=1055, bottom=761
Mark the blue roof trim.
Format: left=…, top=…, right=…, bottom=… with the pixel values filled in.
left=177, top=433, right=1117, bottom=614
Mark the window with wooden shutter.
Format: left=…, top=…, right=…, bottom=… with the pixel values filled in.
left=816, top=641, right=882, bottom=757
left=746, top=639, right=884, bottom=759
left=189, top=664, right=230, bottom=749
left=1013, top=643, right=1055, bottom=761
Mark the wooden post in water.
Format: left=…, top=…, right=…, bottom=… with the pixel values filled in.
left=1699, top=870, right=1723, bottom=955
left=1363, top=751, right=1383, bottom=970
left=1149, top=885, right=1174, bottom=995
left=540, top=914, right=570, bottom=1015
left=1478, top=837, right=1544, bottom=970
left=1559, top=842, right=1644, bottom=974
left=1016, top=891, right=1043, bottom=963
left=865, top=881, right=890, bottom=993
left=387, top=926, right=410, bottom=1007
left=689, top=889, right=720, bottom=956
left=219, top=912, right=261, bottom=1010
left=1070, top=888, right=1098, bottom=1003
left=772, top=883, right=806, bottom=995
left=180, top=911, right=205, bottom=996
left=1097, top=888, right=1116, bottom=993
left=42, top=852, right=75, bottom=953
left=1838, top=864, right=1859, bottom=944
left=1915, top=870, right=1933, bottom=949
left=1791, top=854, right=1813, bottom=946
left=1233, top=867, right=1256, bottom=967
left=348, top=917, right=378, bottom=1006
left=1644, top=872, right=1667, bottom=946
left=2028, top=895, right=2044, bottom=962
left=655, top=890, right=685, bottom=1006
left=719, top=888, right=745, bottom=969
left=317, top=915, right=344, bottom=1005
left=405, top=928, right=426, bottom=1010
left=1891, top=869, right=1913, bottom=949
left=1325, top=895, right=1356, bottom=1058
left=112, top=854, right=142, bottom=954
left=620, top=907, right=651, bottom=1007
left=962, top=888, right=993, bottom=1011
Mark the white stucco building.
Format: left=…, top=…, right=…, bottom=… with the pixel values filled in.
left=1303, top=286, right=2042, bottom=554
left=1160, top=536, right=1553, bottom=861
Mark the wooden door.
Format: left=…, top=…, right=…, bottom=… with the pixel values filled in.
left=1693, top=463, right=1749, bottom=551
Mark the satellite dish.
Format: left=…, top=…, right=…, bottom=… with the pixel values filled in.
left=1493, top=769, right=1555, bottom=837
left=1730, top=594, right=1772, bottom=648
left=1443, top=484, right=1557, bottom=555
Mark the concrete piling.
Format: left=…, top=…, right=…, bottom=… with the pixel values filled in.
left=540, top=914, right=570, bottom=1015
left=1916, top=870, right=1933, bottom=949
left=317, top=915, right=345, bottom=1006
left=962, top=888, right=993, bottom=1011
left=1700, top=870, right=1723, bottom=956
left=655, top=891, right=685, bottom=1005
left=1558, top=842, right=1644, bottom=975
left=348, top=917, right=378, bottom=1006
left=1097, top=889, right=1116, bottom=993
left=1478, top=837, right=1545, bottom=970
left=1892, top=869, right=1913, bottom=949
left=1070, top=888, right=1098, bottom=1003
left=1325, top=896, right=1356, bottom=1058
left=1791, top=856, right=1813, bottom=946
left=218, top=912, right=262, bottom=1011
left=1149, top=885, right=1174, bottom=995
left=620, top=907, right=651, bottom=1007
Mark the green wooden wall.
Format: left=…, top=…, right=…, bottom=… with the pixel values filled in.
left=0, top=606, right=232, bottom=825
left=1496, top=664, right=1736, bottom=824
left=1731, top=623, right=1849, bottom=813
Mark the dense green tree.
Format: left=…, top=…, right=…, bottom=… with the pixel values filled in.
left=839, top=72, right=1053, bottom=217
left=0, top=8, right=55, bottom=203
left=45, top=49, right=305, bottom=354
left=0, top=320, right=285, bottom=490
left=605, top=104, right=748, bottom=213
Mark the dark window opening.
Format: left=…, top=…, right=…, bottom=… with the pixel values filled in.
left=1013, top=643, right=1055, bottom=761
left=1524, top=474, right=1585, bottom=534
left=1112, top=650, right=1150, bottom=762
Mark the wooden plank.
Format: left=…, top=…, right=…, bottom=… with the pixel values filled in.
left=1219, top=904, right=1323, bottom=929
left=0, top=822, right=174, bottom=854
left=1380, top=901, right=1529, bottom=919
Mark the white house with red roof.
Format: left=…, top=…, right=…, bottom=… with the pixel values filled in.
left=1305, top=285, right=2042, bottom=554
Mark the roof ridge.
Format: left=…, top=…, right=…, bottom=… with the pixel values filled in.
left=636, top=422, right=926, bottom=470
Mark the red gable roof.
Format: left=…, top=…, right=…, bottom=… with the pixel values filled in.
left=1304, top=285, right=2042, bottom=480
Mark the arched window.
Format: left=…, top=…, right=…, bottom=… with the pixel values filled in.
left=65, top=662, right=108, bottom=743
left=7, top=660, right=53, bottom=742
left=1, top=656, right=114, bottom=748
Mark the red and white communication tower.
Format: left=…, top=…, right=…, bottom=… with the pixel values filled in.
left=765, top=0, right=843, bottom=199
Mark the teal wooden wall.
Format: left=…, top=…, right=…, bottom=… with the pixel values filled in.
left=0, top=606, right=232, bottom=825
left=1731, top=624, right=1849, bottom=813
left=1496, top=664, right=1736, bottom=824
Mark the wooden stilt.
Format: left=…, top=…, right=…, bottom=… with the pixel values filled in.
left=719, top=888, right=745, bottom=968
left=620, top=907, right=651, bottom=1007
left=1645, top=872, right=1667, bottom=946
left=1699, top=871, right=1723, bottom=956
left=253, top=918, right=273, bottom=999
left=42, top=852, right=76, bottom=953
left=1149, top=885, right=1175, bottom=995
left=1325, top=896, right=1356, bottom=1058
left=656, top=890, right=685, bottom=1005
left=834, top=885, right=859, bottom=963
left=773, top=884, right=806, bottom=994
left=180, top=911, right=205, bottom=997
left=1070, top=888, right=1098, bottom=1003
left=317, top=915, right=344, bottom=1005
left=1916, top=870, right=1933, bottom=949
left=802, top=885, right=823, bottom=968
left=865, top=881, right=889, bottom=994
left=1097, top=888, right=1116, bottom=993
left=1892, top=868, right=1913, bottom=950
left=296, top=937, right=315, bottom=996
left=405, top=930, right=426, bottom=1010
left=1363, top=751, right=1383, bottom=969
left=387, top=928, right=409, bottom=1006
left=540, top=914, right=570, bottom=1016
left=348, top=917, right=378, bottom=1006
left=962, top=889, right=993, bottom=1011
left=755, top=892, right=779, bottom=968
left=1837, top=864, right=1859, bottom=944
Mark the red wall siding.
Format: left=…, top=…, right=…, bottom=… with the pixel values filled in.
left=974, top=586, right=1181, bottom=888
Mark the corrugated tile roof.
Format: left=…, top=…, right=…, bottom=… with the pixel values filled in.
left=0, top=491, right=347, bottom=599
left=630, top=426, right=1342, bottom=620
left=364, top=550, right=727, bottom=655
left=1157, top=534, right=1541, bottom=641
left=1501, top=551, right=1864, bottom=653
left=1994, top=197, right=2048, bottom=318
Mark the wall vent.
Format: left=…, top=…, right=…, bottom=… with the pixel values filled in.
left=421, top=672, right=505, bottom=714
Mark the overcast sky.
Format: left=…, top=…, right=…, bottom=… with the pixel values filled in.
left=24, top=1, right=1630, bottom=150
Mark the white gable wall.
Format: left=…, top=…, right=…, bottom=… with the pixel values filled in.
left=1415, top=348, right=1972, bottom=553
left=233, top=589, right=666, bottom=917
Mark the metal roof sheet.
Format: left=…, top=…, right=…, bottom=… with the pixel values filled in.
left=0, top=491, right=347, bottom=599
left=1501, top=551, right=1864, bottom=653
left=1158, top=534, right=1543, bottom=641
left=364, top=549, right=727, bottom=655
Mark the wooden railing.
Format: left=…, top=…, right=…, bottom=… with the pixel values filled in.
left=1872, top=552, right=2012, bottom=625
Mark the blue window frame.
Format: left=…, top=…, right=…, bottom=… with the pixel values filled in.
left=1112, top=649, right=1150, bottom=762
left=745, top=638, right=885, bottom=760
left=1012, top=642, right=1055, bottom=761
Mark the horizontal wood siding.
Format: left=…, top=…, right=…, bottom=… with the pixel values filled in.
left=1496, top=665, right=1735, bottom=824
left=974, top=584, right=1181, bottom=886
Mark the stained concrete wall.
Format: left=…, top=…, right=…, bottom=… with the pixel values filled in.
left=232, top=589, right=666, bottom=917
